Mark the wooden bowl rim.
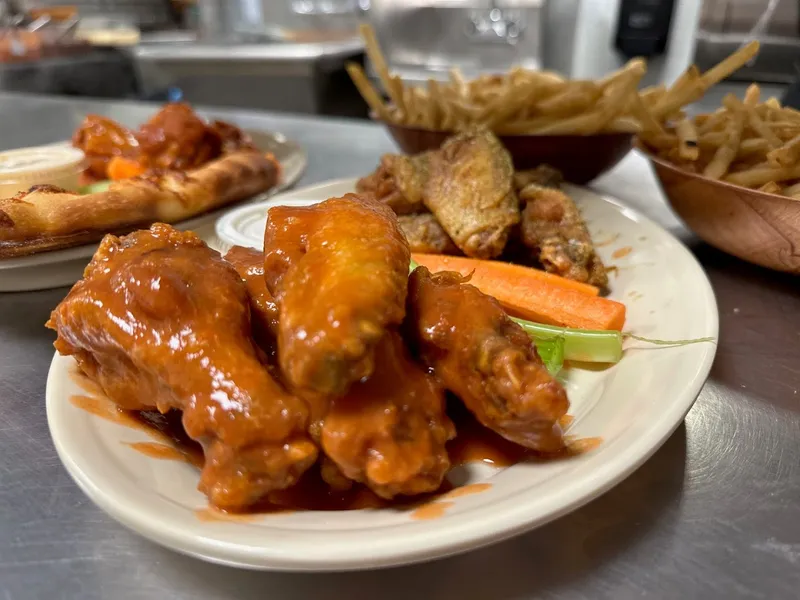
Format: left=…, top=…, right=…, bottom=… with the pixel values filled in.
left=635, top=139, right=800, bottom=208
left=371, top=115, right=635, bottom=140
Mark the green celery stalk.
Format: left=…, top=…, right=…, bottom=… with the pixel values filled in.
left=533, top=335, right=566, bottom=375
left=513, top=318, right=624, bottom=364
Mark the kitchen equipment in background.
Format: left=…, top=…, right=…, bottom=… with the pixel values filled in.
left=196, top=0, right=361, bottom=43
left=365, top=0, right=545, bottom=84
left=74, top=16, right=141, bottom=46
left=21, top=0, right=175, bottom=30
left=695, top=0, right=800, bottom=83
left=131, top=0, right=366, bottom=116
left=569, top=0, right=702, bottom=86
left=615, top=0, right=677, bottom=59
left=363, top=1, right=702, bottom=89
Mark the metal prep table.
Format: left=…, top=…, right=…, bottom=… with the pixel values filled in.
left=0, top=93, right=797, bottom=600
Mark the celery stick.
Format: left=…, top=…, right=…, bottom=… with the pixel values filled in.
left=512, top=318, right=624, bottom=364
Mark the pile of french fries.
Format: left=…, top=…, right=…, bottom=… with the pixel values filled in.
left=642, top=84, right=800, bottom=197
left=347, top=24, right=759, bottom=139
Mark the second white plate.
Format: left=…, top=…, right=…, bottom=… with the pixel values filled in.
left=0, top=130, right=306, bottom=292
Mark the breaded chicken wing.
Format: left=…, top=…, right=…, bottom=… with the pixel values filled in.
left=398, top=213, right=460, bottom=255
left=513, top=164, right=564, bottom=192
left=406, top=267, right=569, bottom=453
left=423, top=130, right=519, bottom=258
left=355, top=153, right=429, bottom=215
left=519, top=184, right=608, bottom=288
left=263, top=193, right=410, bottom=397
left=321, top=331, right=454, bottom=498
left=48, top=224, right=317, bottom=510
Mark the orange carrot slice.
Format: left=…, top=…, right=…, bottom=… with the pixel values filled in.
left=107, top=156, right=146, bottom=181
left=412, top=253, right=626, bottom=331
left=412, top=254, right=599, bottom=296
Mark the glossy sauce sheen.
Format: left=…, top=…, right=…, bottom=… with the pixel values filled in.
left=71, top=383, right=600, bottom=515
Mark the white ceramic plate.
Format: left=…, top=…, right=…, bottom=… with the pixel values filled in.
left=47, top=178, right=718, bottom=571
left=0, top=130, right=306, bottom=292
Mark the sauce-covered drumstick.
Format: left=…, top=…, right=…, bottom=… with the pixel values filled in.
left=48, top=224, right=317, bottom=510
left=321, top=331, right=454, bottom=498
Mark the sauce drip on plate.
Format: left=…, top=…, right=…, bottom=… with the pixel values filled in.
left=69, top=371, right=600, bottom=518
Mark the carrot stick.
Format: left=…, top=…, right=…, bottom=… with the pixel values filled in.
left=107, top=156, right=146, bottom=181
left=412, top=254, right=600, bottom=296
left=412, top=253, right=626, bottom=331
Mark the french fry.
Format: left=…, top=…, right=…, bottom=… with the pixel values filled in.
left=782, top=181, right=800, bottom=197
left=700, top=41, right=760, bottom=88
left=741, top=86, right=783, bottom=148
left=651, top=66, right=702, bottom=120
left=767, top=133, right=800, bottom=167
left=725, top=163, right=800, bottom=188
left=534, top=65, right=644, bottom=135
left=532, top=82, right=603, bottom=118
left=629, top=93, right=666, bottom=136
left=351, top=23, right=765, bottom=144
left=757, top=181, right=783, bottom=195
left=359, top=24, right=404, bottom=117
left=697, top=110, right=729, bottom=134
left=676, top=118, right=699, bottom=160
left=345, top=62, right=391, bottom=120
left=640, top=85, right=667, bottom=107
left=704, top=94, right=746, bottom=179
left=606, top=116, right=643, bottom=134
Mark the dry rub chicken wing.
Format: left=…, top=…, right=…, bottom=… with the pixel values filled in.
left=406, top=266, right=569, bottom=453
left=263, top=193, right=410, bottom=397
left=47, top=224, right=317, bottom=510
left=358, top=130, right=519, bottom=259
left=518, top=184, right=608, bottom=288
left=398, top=213, right=460, bottom=255
left=355, top=153, right=429, bottom=215
left=321, top=331, right=454, bottom=498
left=422, top=130, right=519, bottom=258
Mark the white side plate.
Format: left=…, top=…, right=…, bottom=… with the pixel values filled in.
left=0, top=130, right=306, bottom=292
left=48, top=178, right=718, bottom=571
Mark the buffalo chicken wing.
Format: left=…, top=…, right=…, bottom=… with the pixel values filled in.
left=406, top=266, right=569, bottom=453
left=321, top=331, right=454, bottom=498
left=263, top=193, right=411, bottom=397
left=47, top=224, right=317, bottom=510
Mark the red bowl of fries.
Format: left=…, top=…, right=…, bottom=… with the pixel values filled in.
left=642, top=146, right=800, bottom=274
left=381, top=119, right=634, bottom=185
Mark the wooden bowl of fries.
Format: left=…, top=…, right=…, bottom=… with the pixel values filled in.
left=349, top=26, right=765, bottom=186
left=645, top=149, right=800, bottom=274
left=638, top=82, right=800, bottom=274
left=380, top=120, right=634, bottom=184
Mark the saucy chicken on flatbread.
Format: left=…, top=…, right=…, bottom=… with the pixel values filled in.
left=0, top=103, right=281, bottom=258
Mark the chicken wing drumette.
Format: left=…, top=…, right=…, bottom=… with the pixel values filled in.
left=405, top=266, right=569, bottom=453
left=224, top=245, right=280, bottom=347
left=321, top=331, right=454, bottom=498
left=518, top=183, right=608, bottom=289
left=47, top=224, right=317, bottom=510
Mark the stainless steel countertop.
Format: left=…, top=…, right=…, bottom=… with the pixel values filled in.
left=0, top=93, right=798, bottom=600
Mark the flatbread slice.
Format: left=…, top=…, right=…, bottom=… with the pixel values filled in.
left=0, top=150, right=279, bottom=258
